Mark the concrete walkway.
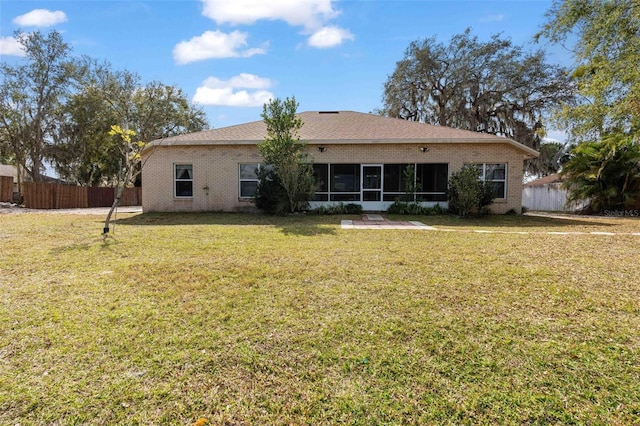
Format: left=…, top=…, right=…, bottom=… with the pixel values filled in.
left=342, top=215, right=640, bottom=236
left=341, top=215, right=435, bottom=230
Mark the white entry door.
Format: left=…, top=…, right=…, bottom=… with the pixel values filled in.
left=361, top=164, right=383, bottom=211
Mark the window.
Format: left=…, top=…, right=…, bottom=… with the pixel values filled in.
left=312, top=164, right=329, bottom=201
left=416, top=163, right=448, bottom=202
left=383, top=164, right=410, bottom=201
left=330, top=164, right=360, bottom=201
left=239, top=163, right=261, bottom=198
left=174, top=164, right=193, bottom=197
left=308, top=163, right=450, bottom=203
left=477, top=163, right=507, bottom=199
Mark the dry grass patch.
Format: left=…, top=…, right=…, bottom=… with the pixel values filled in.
left=1, top=212, right=639, bottom=425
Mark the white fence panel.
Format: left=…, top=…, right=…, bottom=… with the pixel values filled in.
left=522, top=185, right=581, bottom=211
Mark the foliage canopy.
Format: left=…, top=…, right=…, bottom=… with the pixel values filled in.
left=256, top=97, right=315, bottom=214
left=53, top=66, right=208, bottom=186
left=448, top=165, right=495, bottom=217
left=527, top=141, right=568, bottom=178
left=0, top=31, right=79, bottom=182
left=380, top=29, right=575, bottom=150
left=537, top=0, right=640, bottom=141
left=562, top=133, right=640, bottom=212
left=538, top=0, right=640, bottom=210
left=0, top=30, right=208, bottom=190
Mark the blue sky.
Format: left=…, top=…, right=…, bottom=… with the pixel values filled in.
left=1, top=0, right=567, bottom=138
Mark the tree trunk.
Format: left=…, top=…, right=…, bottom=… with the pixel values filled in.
left=16, top=163, right=23, bottom=204
left=103, top=183, right=124, bottom=235
left=103, top=164, right=132, bottom=236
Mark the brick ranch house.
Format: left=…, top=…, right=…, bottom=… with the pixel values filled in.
left=141, top=111, right=539, bottom=213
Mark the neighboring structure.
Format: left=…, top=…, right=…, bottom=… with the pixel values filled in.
left=141, top=111, right=538, bottom=213
left=0, top=164, right=21, bottom=202
left=522, top=173, right=587, bottom=212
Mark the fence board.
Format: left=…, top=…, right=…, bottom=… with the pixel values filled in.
left=22, top=183, right=142, bottom=209
left=120, top=187, right=141, bottom=206
left=0, top=176, right=12, bottom=202
left=23, top=182, right=55, bottom=209
left=56, top=184, right=88, bottom=209
left=522, top=185, right=586, bottom=212
left=88, top=187, right=114, bottom=208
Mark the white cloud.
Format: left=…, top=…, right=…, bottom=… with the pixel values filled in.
left=308, top=26, right=354, bottom=48
left=201, top=0, right=338, bottom=29
left=194, top=88, right=274, bottom=107
left=13, top=9, right=67, bottom=27
left=0, top=36, right=26, bottom=57
left=208, top=73, right=273, bottom=90
left=193, top=73, right=275, bottom=107
left=200, top=0, right=352, bottom=48
left=173, top=30, right=266, bottom=64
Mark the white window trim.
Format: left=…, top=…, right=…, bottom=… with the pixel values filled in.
left=174, top=163, right=193, bottom=198
left=478, top=163, right=507, bottom=200
left=238, top=163, right=262, bottom=199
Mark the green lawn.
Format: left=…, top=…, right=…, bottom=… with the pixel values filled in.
left=1, top=212, right=639, bottom=425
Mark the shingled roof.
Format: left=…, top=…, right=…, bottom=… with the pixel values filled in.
left=524, top=173, right=565, bottom=186
left=148, top=111, right=538, bottom=158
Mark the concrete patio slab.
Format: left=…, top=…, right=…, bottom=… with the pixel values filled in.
left=342, top=216, right=434, bottom=230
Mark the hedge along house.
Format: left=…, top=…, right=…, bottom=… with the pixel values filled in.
left=141, top=111, right=539, bottom=213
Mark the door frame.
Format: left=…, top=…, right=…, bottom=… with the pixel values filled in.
left=361, top=164, right=384, bottom=211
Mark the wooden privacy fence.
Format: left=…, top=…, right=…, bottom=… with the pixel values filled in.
left=22, top=183, right=141, bottom=209
left=0, top=176, right=12, bottom=202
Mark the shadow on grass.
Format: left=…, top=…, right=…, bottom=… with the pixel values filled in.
left=49, top=235, right=119, bottom=255
left=112, top=211, right=628, bottom=234
left=114, top=212, right=344, bottom=236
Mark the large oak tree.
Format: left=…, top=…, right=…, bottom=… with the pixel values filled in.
left=0, top=31, right=80, bottom=183
left=53, top=64, right=208, bottom=185
left=380, top=29, right=575, bottom=150
left=1, top=30, right=208, bottom=190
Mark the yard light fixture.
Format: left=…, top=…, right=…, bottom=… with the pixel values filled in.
left=420, top=146, right=429, bottom=152
left=317, top=146, right=326, bottom=152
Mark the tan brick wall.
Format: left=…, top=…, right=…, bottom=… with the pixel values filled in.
left=142, top=142, right=526, bottom=214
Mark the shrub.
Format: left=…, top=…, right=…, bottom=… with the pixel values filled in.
left=309, top=203, right=363, bottom=215
left=448, top=166, right=494, bottom=217
left=386, top=200, right=445, bottom=215
left=343, top=203, right=363, bottom=214
left=254, top=168, right=288, bottom=215
left=431, top=203, right=446, bottom=215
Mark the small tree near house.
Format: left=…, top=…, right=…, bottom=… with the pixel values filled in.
left=256, top=97, right=316, bottom=214
left=448, top=165, right=494, bottom=217
left=102, top=125, right=152, bottom=237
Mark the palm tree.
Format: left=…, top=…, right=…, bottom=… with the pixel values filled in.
left=562, top=133, right=640, bottom=212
